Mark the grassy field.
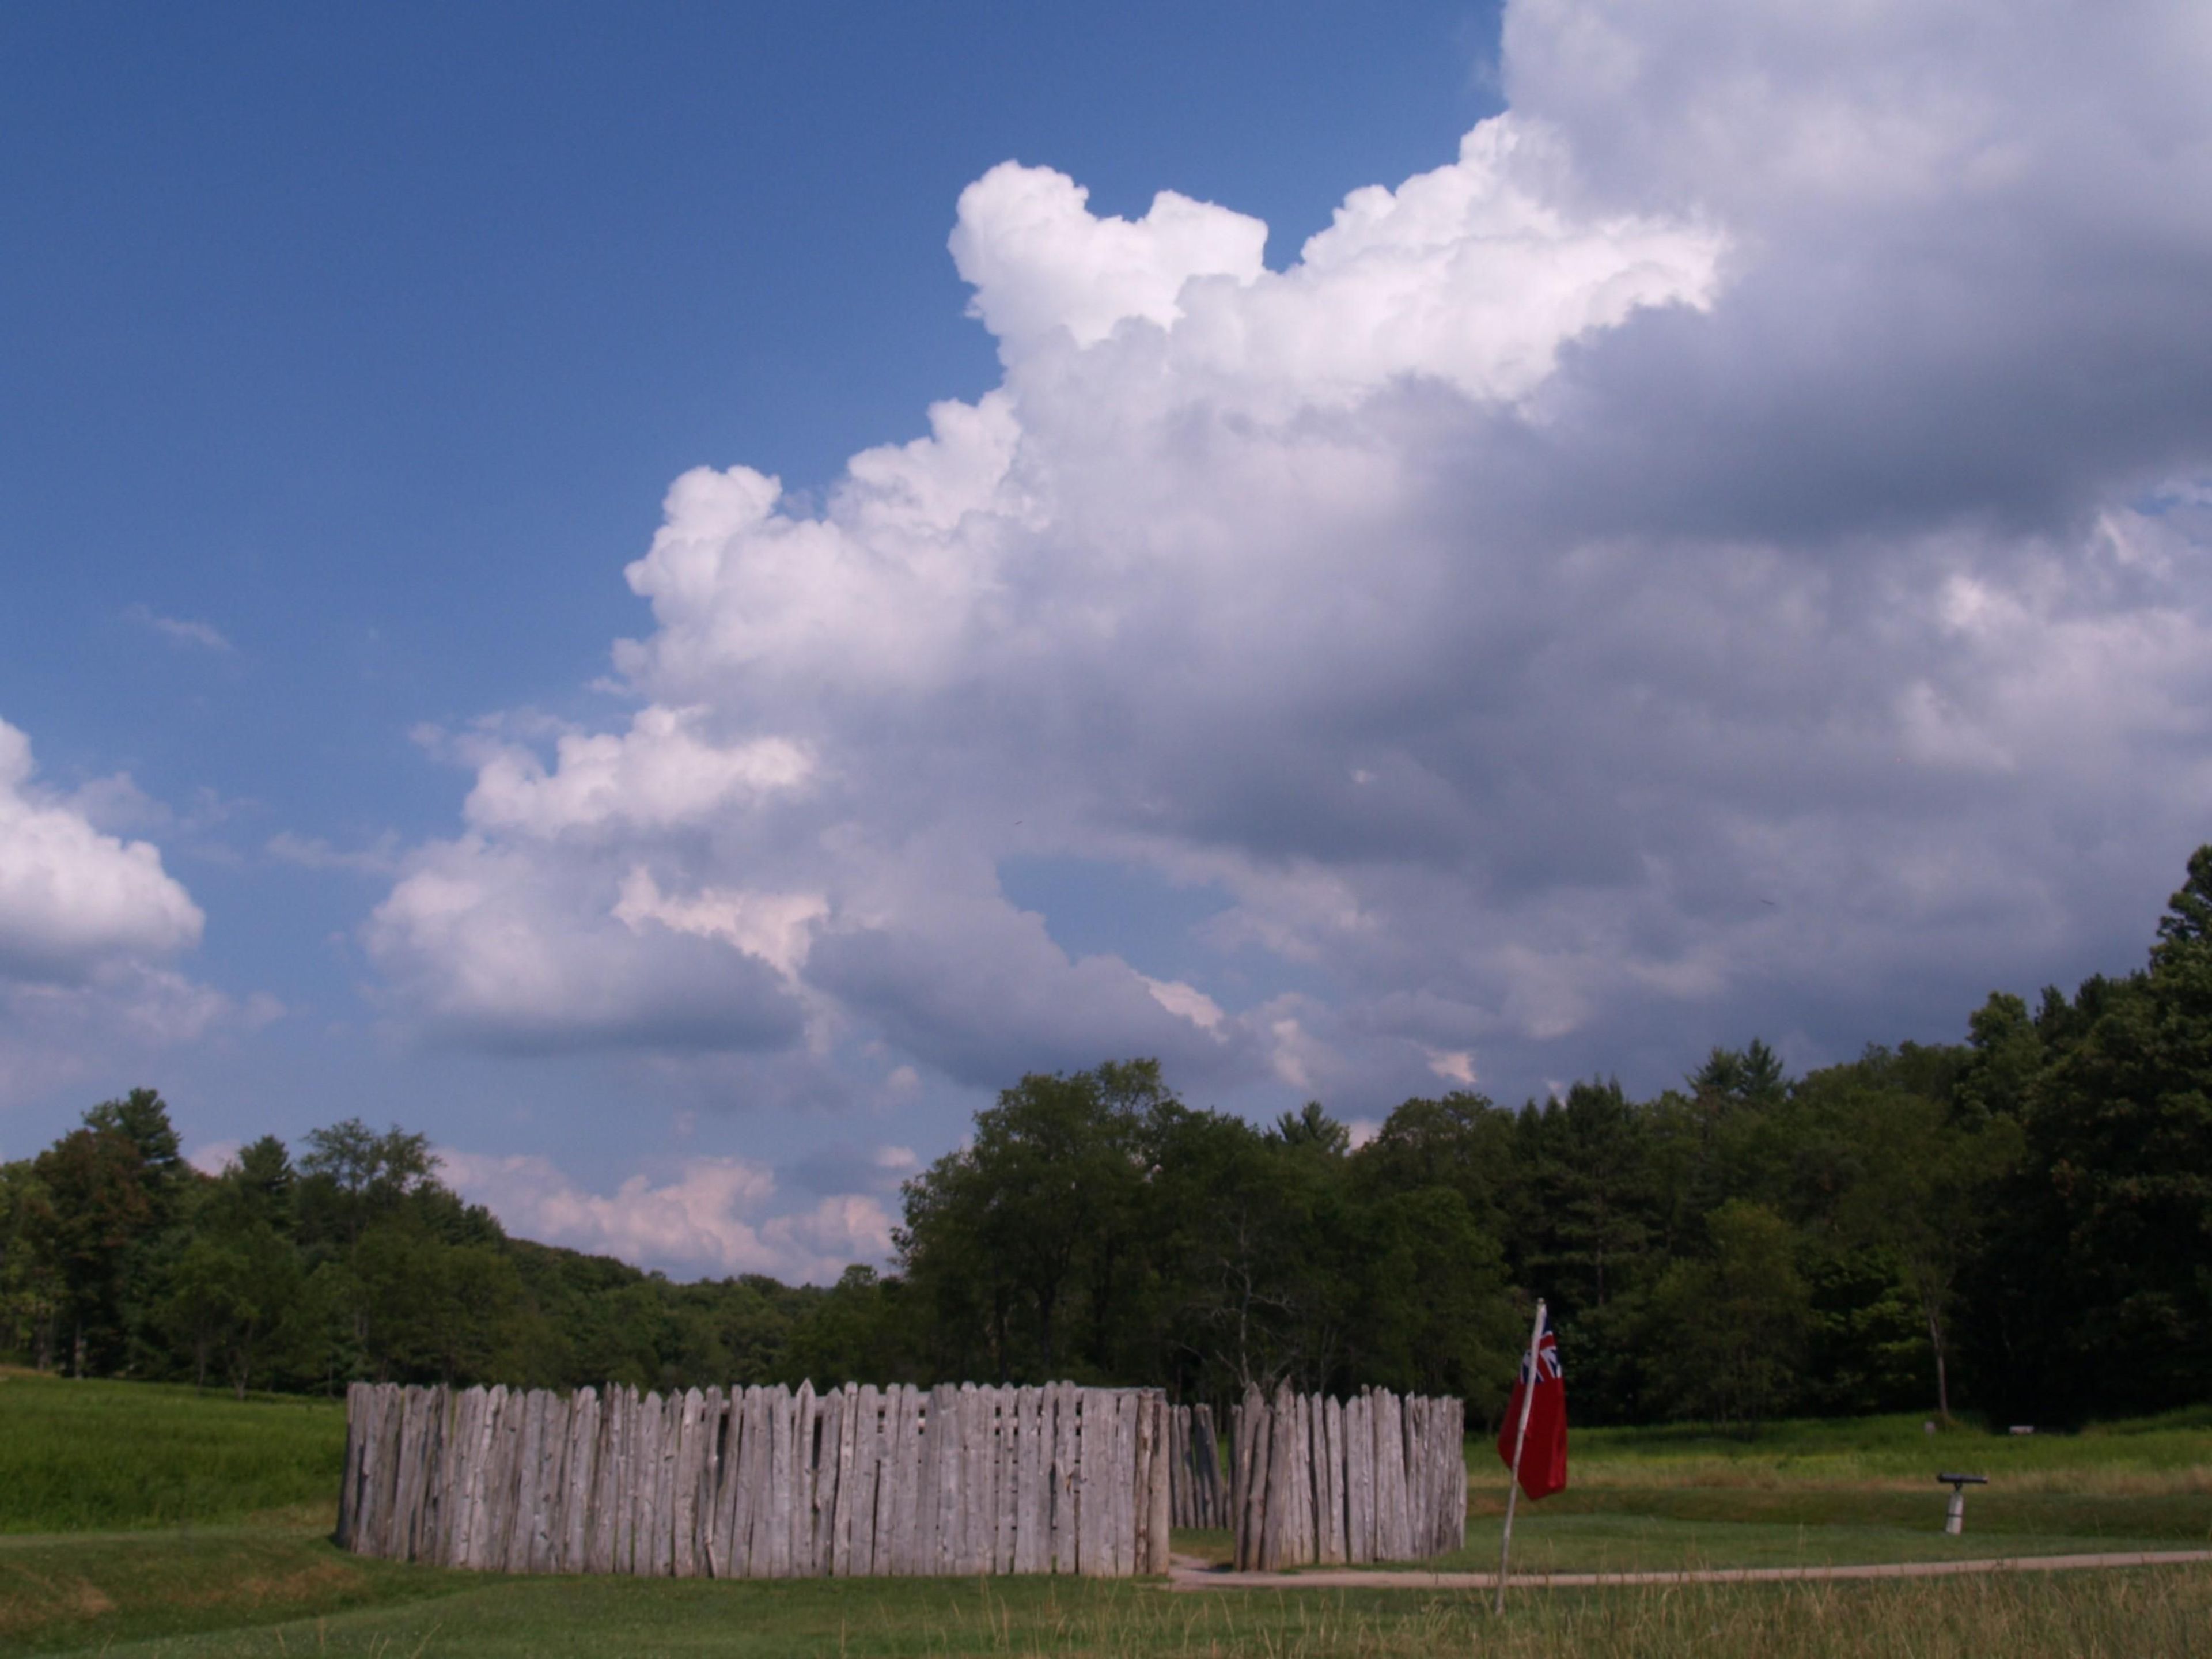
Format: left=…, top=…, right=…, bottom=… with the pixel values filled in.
left=0, top=1370, right=346, bottom=1533
left=2, top=1374, right=2207, bottom=1656
left=1557, top=1407, right=2212, bottom=1492
left=1410, top=1408, right=2212, bottom=1577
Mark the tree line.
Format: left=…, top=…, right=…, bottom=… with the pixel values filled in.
left=5, top=847, right=2209, bottom=1431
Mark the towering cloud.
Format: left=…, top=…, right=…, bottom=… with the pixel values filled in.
left=372, top=0, right=2212, bottom=1107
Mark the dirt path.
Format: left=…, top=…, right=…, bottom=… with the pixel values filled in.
left=1166, top=1548, right=2212, bottom=1591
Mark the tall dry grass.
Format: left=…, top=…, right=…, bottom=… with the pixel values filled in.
left=938, top=1568, right=2212, bottom=1658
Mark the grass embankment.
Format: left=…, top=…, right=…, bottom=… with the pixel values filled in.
left=2, top=1375, right=2207, bottom=1656
left=0, top=1370, right=345, bottom=1533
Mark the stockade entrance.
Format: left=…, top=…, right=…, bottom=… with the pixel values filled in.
left=1227, top=1385, right=1465, bottom=1570
left=339, top=1381, right=1171, bottom=1578
left=1165, top=1403, right=1229, bottom=1529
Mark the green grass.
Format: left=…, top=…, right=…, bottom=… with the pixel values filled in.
left=1387, top=1407, right=2212, bottom=1577
left=0, top=1371, right=346, bottom=1533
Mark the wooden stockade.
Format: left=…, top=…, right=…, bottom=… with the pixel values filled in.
left=337, top=1381, right=1172, bottom=1578
left=1228, top=1385, right=1465, bottom=1570
left=1165, top=1403, right=1229, bottom=1529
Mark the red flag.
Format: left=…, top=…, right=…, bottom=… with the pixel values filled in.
left=1496, top=1308, right=1568, bottom=1499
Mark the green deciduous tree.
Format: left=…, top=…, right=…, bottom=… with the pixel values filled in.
left=1647, top=1200, right=1810, bottom=1430
left=27, top=1092, right=184, bottom=1376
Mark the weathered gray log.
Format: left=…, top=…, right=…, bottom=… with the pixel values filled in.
left=974, top=1385, right=999, bottom=1575
left=1006, top=1385, right=1037, bottom=1573
left=755, top=1384, right=785, bottom=1578
left=461, top=1386, right=496, bottom=1571
left=1143, top=1395, right=1171, bottom=1573
left=1069, top=1387, right=1091, bottom=1576
left=986, top=1388, right=1010, bottom=1574
left=529, top=1389, right=565, bottom=1574
left=336, top=1382, right=368, bottom=1550
left=487, top=1385, right=524, bottom=1571
left=434, top=1385, right=465, bottom=1569
left=1108, top=1391, right=1133, bottom=1577
left=1314, top=1393, right=1339, bottom=1564
left=695, top=1388, right=724, bottom=1576
left=1227, top=1399, right=1244, bottom=1549
left=877, top=1383, right=907, bottom=1574
left=1106, top=1387, right=1129, bottom=1575
left=1131, top=1393, right=1154, bottom=1574
left=487, top=1388, right=522, bottom=1573
left=629, top=1389, right=661, bottom=1575
left=374, top=1382, right=406, bottom=1559
left=706, top=1386, right=739, bottom=1577
left=668, top=1388, right=698, bottom=1578
left=361, top=1384, right=397, bottom=1558
left=608, top=1387, right=637, bottom=1575
left=382, top=1387, right=416, bottom=1561
left=823, top=1383, right=854, bottom=1575
left=851, top=1384, right=882, bottom=1577
left=452, top=1387, right=488, bottom=1568
left=940, top=1384, right=967, bottom=1574
left=1185, top=1405, right=1203, bottom=1529
left=736, top=1385, right=768, bottom=1577
left=796, top=1383, right=824, bottom=1580
left=558, top=1388, right=596, bottom=1572
left=658, top=1388, right=686, bottom=1576
left=1292, top=1391, right=1312, bottom=1566
left=1169, top=1406, right=1188, bottom=1529
left=1236, top=1389, right=1267, bottom=1571
left=1449, top=1396, right=1467, bottom=1551
left=907, top=1380, right=933, bottom=1575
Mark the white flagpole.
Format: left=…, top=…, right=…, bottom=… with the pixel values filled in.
left=1495, top=1297, right=1548, bottom=1615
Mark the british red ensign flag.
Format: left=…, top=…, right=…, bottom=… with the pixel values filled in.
left=1495, top=1307, right=1568, bottom=1499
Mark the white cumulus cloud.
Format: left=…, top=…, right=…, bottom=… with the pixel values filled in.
left=0, top=718, right=274, bottom=1106
left=0, top=718, right=203, bottom=984
left=437, top=1147, right=896, bottom=1283
left=370, top=0, right=2212, bottom=1113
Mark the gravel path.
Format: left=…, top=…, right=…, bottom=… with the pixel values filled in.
left=1166, top=1548, right=2212, bottom=1591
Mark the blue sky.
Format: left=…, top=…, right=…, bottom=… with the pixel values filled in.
left=5, top=1, right=2210, bottom=1281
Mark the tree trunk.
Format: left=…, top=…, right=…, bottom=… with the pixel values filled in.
left=1927, top=1302, right=1952, bottom=1422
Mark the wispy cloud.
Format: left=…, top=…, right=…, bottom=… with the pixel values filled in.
left=267, top=830, right=400, bottom=876
left=126, top=604, right=232, bottom=653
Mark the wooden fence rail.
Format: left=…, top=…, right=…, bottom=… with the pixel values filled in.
left=338, top=1380, right=1172, bottom=1578
left=1228, top=1385, right=1465, bottom=1570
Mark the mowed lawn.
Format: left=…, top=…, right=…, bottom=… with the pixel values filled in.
left=3, top=1370, right=2209, bottom=1657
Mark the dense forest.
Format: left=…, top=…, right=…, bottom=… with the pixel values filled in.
left=4, top=847, right=2209, bottom=1433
